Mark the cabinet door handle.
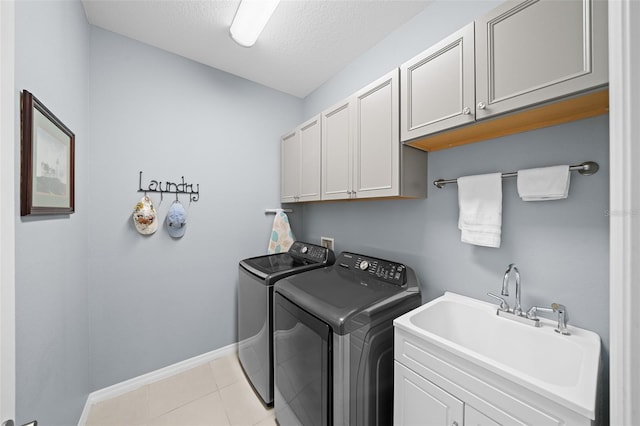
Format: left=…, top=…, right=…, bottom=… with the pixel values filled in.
left=477, top=102, right=486, bottom=110
left=462, top=107, right=471, bottom=115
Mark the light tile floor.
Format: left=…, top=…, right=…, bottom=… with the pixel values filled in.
left=86, top=354, right=276, bottom=426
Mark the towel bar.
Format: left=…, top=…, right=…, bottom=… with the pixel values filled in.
left=433, top=161, right=599, bottom=189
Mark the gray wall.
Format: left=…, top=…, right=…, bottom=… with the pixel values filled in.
left=14, top=0, right=91, bottom=424
left=87, top=28, right=303, bottom=390
left=299, top=118, right=609, bottom=343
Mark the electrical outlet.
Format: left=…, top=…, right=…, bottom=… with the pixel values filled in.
left=320, top=236, right=334, bottom=251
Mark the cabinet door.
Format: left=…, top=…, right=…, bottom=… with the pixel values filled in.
left=465, top=405, right=501, bottom=426
left=394, top=362, right=464, bottom=426
left=280, top=130, right=300, bottom=203
left=298, top=115, right=321, bottom=202
left=475, top=0, right=608, bottom=119
left=353, top=69, right=399, bottom=199
left=400, top=23, right=475, bottom=141
left=322, top=99, right=352, bottom=201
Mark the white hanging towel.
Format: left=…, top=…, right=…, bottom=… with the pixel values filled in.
left=517, top=165, right=570, bottom=201
left=458, top=173, right=503, bottom=248
left=267, top=209, right=295, bottom=254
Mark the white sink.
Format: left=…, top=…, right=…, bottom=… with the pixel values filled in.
left=393, top=292, right=601, bottom=419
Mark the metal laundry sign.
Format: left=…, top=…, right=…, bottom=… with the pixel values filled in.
left=137, top=171, right=200, bottom=202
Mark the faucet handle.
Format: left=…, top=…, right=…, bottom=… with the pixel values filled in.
left=526, top=305, right=553, bottom=320
left=551, top=303, right=570, bottom=335
left=526, top=303, right=570, bottom=335
left=487, top=292, right=510, bottom=312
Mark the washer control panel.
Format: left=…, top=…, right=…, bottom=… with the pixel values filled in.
left=338, top=252, right=407, bottom=285
left=289, top=241, right=333, bottom=264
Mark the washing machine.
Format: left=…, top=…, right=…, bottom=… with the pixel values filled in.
left=238, top=241, right=335, bottom=406
left=273, top=251, right=421, bottom=426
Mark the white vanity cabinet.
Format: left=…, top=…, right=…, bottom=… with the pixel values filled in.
left=401, top=0, right=608, bottom=143
left=280, top=115, right=321, bottom=203
left=322, top=69, right=427, bottom=201
left=394, top=361, right=464, bottom=426
left=465, top=405, right=502, bottom=426
left=395, top=361, right=502, bottom=426
left=393, top=362, right=508, bottom=426
left=393, top=327, right=596, bottom=426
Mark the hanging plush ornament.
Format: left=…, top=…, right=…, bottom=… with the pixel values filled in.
left=132, top=195, right=158, bottom=235
left=166, top=200, right=187, bottom=238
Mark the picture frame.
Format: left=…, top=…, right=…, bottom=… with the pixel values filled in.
left=20, top=90, right=75, bottom=216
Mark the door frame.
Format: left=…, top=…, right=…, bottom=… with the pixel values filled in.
left=0, top=0, right=16, bottom=422
left=609, top=1, right=640, bottom=425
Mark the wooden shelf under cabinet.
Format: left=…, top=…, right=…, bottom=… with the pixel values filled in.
left=407, top=88, right=609, bottom=152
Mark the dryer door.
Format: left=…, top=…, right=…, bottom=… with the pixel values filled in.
left=274, top=293, right=331, bottom=426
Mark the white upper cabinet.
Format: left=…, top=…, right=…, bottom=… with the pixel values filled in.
left=280, top=130, right=300, bottom=203
left=322, top=69, right=400, bottom=201
left=321, top=69, right=427, bottom=201
left=321, top=99, right=353, bottom=201
left=401, top=0, right=608, bottom=143
left=400, top=23, right=475, bottom=141
left=352, top=69, right=400, bottom=199
left=298, top=117, right=322, bottom=201
left=475, top=0, right=608, bottom=120
left=280, top=115, right=321, bottom=203
left=281, top=69, right=427, bottom=204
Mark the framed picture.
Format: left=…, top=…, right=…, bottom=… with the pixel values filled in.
left=20, top=90, right=75, bottom=216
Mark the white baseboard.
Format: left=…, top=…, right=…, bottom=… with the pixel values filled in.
left=77, top=343, right=238, bottom=425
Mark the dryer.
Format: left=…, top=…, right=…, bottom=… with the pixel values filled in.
left=273, top=251, right=421, bottom=425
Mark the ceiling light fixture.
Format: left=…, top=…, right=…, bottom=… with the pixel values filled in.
left=230, top=0, right=281, bottom=48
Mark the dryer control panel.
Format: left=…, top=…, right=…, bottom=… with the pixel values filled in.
left=338, top=252, right=407, bottom=286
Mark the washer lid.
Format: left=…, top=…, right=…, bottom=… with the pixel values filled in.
left=242, top=252, right=302, bottom=276
left=239, top=241, right=335, bottom=282
left=275, top=252, right=420, bottom=335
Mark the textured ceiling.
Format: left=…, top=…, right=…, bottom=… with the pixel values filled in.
left=81, top=0, right=432, bottom=98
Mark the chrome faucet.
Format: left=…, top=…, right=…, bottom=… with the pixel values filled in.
left=487, top=264, right=571, bottom=334
left=487, top=263, right=536, bottom=327
left=502, top=263, right=522, bottom=316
